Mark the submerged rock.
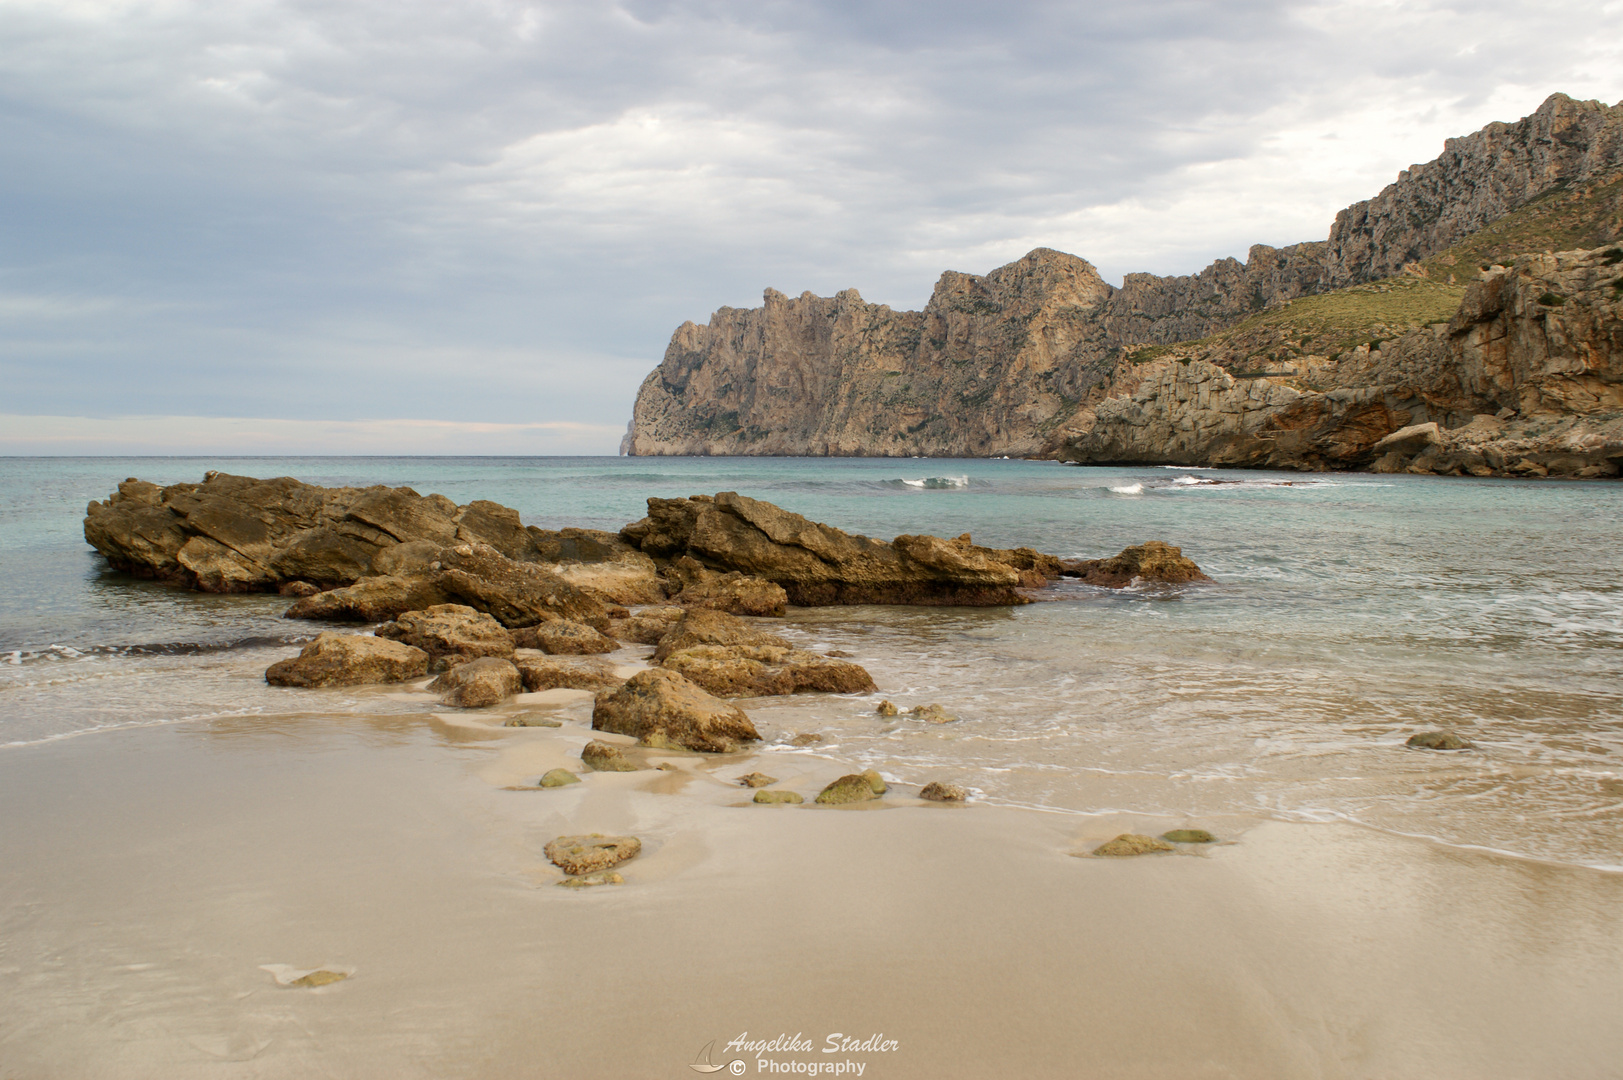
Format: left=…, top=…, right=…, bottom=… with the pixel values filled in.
left=1407, top=730, right=1474, bottom=750
left=789, top=732, right=824, bottom=746
left=1092, top=833, right=1175, bottom=857
left=427, top=656, right=523, bottom=708
left=544, top=834, right=642, bottom=876
left=1061, top=542, right=1213, bottom=588
left=538, top=768, right=581, bottom=787
left=265, top=632, right=429, bottom=688
left=909, top=704, right=957, bottom=724
left=591, top=669, right=760, bottom=752
left=1162, top=829, right=1216, bottom=844
left=505, top=715, right=563, bottom=728
left=919, top=781, right=968, bottom=802
left=815, top=774, right=881, bottom=805
left=581, top=739, right=639, bottom=772
left=875, top=699, right=899, bottom=717
left=737, top=772, right=778, bottom=788
left=376, top=604, right=514, bottom=662
left=753, top=789, right=804, bottom=805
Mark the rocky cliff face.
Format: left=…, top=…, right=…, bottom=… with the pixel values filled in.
left=626, top=94, right=1623, bottom=463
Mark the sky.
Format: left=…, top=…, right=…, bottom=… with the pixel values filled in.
left=2, top=0, right=1621, bottom=455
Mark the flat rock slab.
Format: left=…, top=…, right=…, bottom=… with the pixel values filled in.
left=920, top=781, right=968, bottom=802
left=1407, top=730, right=1473, bottom=750
left=544, top=834, right=642, bottom=876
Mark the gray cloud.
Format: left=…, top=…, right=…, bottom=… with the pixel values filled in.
left=2, top=0, right=1620, bottom=451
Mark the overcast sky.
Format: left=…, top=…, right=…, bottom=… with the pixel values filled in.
left=3, top=0, right=1621, bottom=455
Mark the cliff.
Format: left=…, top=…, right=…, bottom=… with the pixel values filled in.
left=625, top=94, right=1623, bottom=465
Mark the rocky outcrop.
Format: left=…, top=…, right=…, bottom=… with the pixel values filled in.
left=591, top=669, right=760, bottom=752
left=1059, top=246, right=1623, bottom=477
left=375, top=604, right=514, bottom=665
left=1063, top=542, right=1213, bottom=588
left=625, top=94, right=1623, bottom=462
left=265, top=633, right=429, bottom=688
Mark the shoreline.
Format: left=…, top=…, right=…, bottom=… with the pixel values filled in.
left=3, top=702, right=1621, bottom=1078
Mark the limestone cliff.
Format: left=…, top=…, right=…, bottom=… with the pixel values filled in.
left=626, top=94, right=1623, bottom=463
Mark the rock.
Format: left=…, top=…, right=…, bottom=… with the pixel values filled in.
left=1093, top=833, right=1175, bottom=857
left=815, top=774, right=881, bottom=805
left=875, top=699, right=899, bottom=716
left=279, top=580, right=320, bottom=597
left=753, top=790, right=804, bottom=804
left=667, top=556, right=789, bottom=617
left=375, top=604, right=515, bottom=662
left=1061, top=542, right=1213, bottom=588
left=506, top=716, right=563, bottom=728
left=1407, top=730, right=1474, bottom=750
left=861, top=769, right=886, bottom=793
left=283, top=572, right=454, bottom=622
left=790, top=732, right=824, bottom=746
left=1163, top=829, right=1216, bottom=843
left=652, top=608, right=790, bottom=662
left=513, top=619, right=619, bottom=655
left=652, top=610, right=876, bottom=697
left=591, top=669, right=760, bottom=752
left=538, top=768, right=581, bottom=787
left=512, top=654, right=622, bottom=693
left=610, top=606, right=686, bottom=645
left=909, top=704, right=957, bottom=724
left=581, top=739, right=639, bottom=772
left=265, top=632, right=429, bottom=688
left=544, top=834, right=642, bottom=876
left=919, top=781, right=967, bottom=802
left=289, top=970, right=349, bottom=988
left=558, top=871, right=624, bottom=888
left=434, top=544, right=612, bottom=632
left=737, top=772, right=778, bottom=787
left=427, top=656, right=523, bottom=707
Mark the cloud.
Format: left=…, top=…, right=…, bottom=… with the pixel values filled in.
left=1, top=0, right=1620, bottom=453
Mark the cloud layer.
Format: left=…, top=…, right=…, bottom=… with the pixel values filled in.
left=3, top=0, right=1621, bottom=452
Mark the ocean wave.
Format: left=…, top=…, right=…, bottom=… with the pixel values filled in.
left=899, top=475, right=969, bottom=489
left=1107, top=482, right=1144, bottom=495
left=2, top=635, right=312, bottom=667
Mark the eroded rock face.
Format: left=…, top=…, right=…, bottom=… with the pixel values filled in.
left=427, top=656, right=523, bottom=708
left=375, top=604, right=515, bottom=663
left=591, top=669, right=760, bottom=752
left=265, top=632, right=429, bottom=688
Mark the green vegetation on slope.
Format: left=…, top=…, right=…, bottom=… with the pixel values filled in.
left=1420, top=172, right=1623, bottom=282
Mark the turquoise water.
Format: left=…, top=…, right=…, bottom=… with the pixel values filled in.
left=3, top=456, right=1621, bottom=867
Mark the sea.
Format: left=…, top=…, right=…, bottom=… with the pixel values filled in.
left=3, top=455, right=1621, bottom=870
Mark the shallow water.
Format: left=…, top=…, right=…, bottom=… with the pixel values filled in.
left=2, top=455, right=1620, bottom=867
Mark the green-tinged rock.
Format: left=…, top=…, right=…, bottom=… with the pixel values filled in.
left=1093, top=833, right=1175, bottom=857
left=581, top=739, right=639, bottom=772
left=1163, top=829, right=1215, bottom=844
left=753, top=789, right=804, bottom=805
left=505, top=716, right=563, bottom=728
left=539, top=769, right=580, bottom=787
left=875, top=699, right=899, bottom=717
left=919, top=781, right=967, bottom=802
left=545, top=834, right=641, bottom=875
left=815, top=774, right=880, bottom=805
left=862, top=769, right=886, bottom=794
left=289, top=970, right=349, bottom=988
left=1407, top=730, right=1473, bottom=750
left=558, top=871, right=624, bottom=888
left=737, top=772, right=777, bottom=788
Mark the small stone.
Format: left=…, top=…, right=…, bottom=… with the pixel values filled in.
left=538, top=769, right=580, bottom=787
left=1407, top=730, right=1473, bottom=750
left=875, top=699, right=899, bottom=717
left=1093, top=833, right=1175, bottom=857
left=737, top=772, right=778, bottom=788
left=826, top=650, right=854, bottom=658
left=862, top=769, right=886, bottom=794
left=919, top=781, right=967, bottom=802
left=545, top=833, right=642, bottom=875
left=289, top=970, right=348, bottom=988
left=558, top=871, right=624, bottom=888
left=909, top=704, right=957, bottom=724
left=815, top=774, right=880, bottom=805
left=505, top=716, right=564, bottom=728
left=581, top=740, right=639, bottom=772
left=1162, top=829, right=1215, bottom=844
left=753, top=789, right=804, bottom=805
left=790, top=732, right=823, bottom=746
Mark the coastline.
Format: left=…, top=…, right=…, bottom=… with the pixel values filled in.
left=3, top=694, right=1621, bottom=1079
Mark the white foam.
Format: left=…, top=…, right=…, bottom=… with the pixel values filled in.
left=1107, top=482, right=1144, bottom=495
left=900, top=475, right=969, bottom=489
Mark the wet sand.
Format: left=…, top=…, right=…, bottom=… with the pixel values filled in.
left=2, top=706, right=1621, bottom=1079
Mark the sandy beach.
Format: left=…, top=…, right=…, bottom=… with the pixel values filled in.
left=3, top=673, right=1621, bottom=1080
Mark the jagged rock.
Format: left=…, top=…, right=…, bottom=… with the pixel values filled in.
left=591, top=669, right=760, bottom=752
left=375, top=604, right=515, bottom=662
left=875, top=699, right=899, bottom=716
left=427, top=656, right=523, bottom=708
left=513, top=619, right=619, bottom=655
left=538, top=769, right=580, bottom=787
left=1093, top=834, right=1175, bottom=857
left=666, top=556, right=789, bottom=616
left=737, top=772, right=777, bottom=788
left=581, top=739, right=639, bottom=772
left=265, top=632, right=429, bottom=688
left=814, top=774, right=881, bottom=805
left=1062, top=542, right=1213, bottom=588
left=1407, top=730, right=1474, bottom=750
left=544, top=834, right=641, bottom=876
left=753, top=790, right=803, bottom=804
left=919, top=782, right=968, bottom=802
left=512, top=654, right=622, bottom=693
left=1163, top=829, right=1216, bottom=843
